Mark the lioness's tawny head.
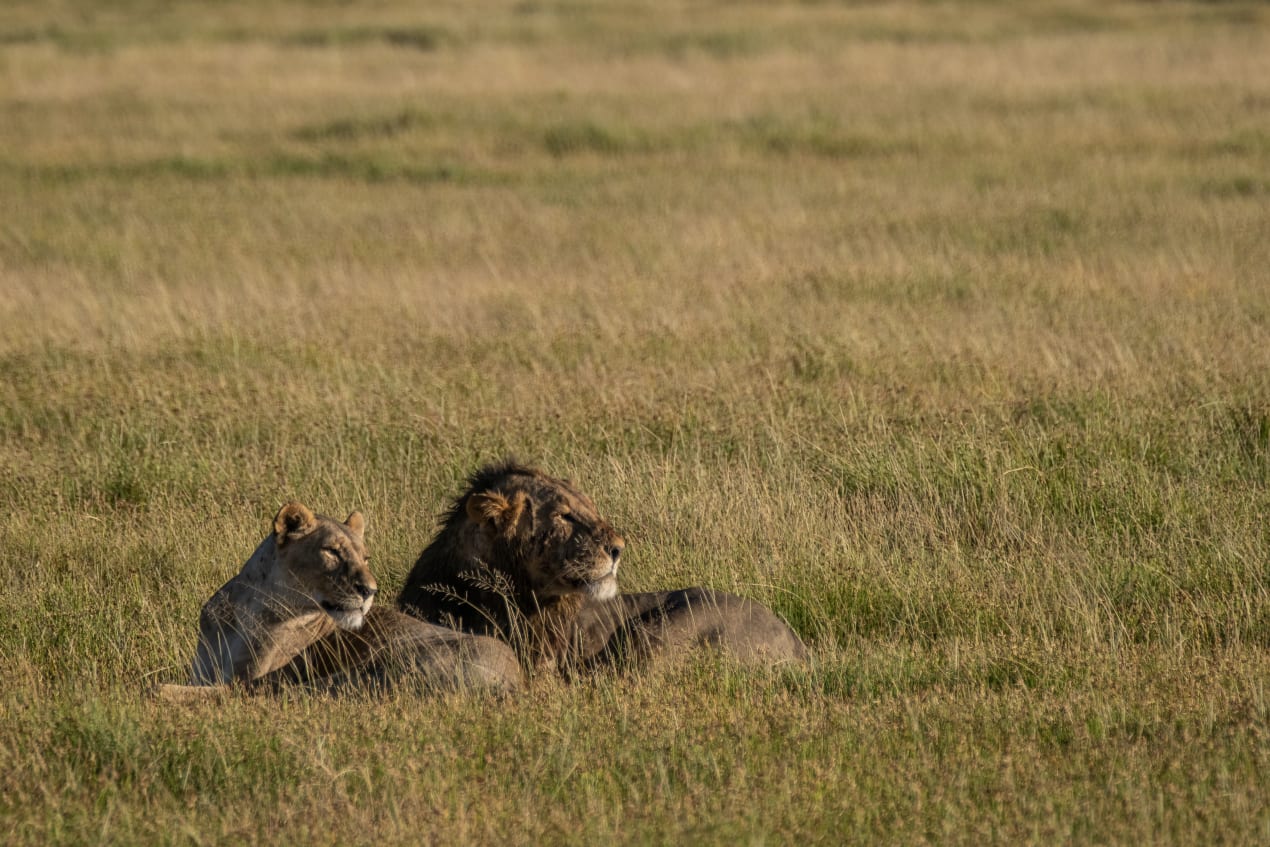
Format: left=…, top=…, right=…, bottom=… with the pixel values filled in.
left=273, top=501, right=376, bottom=630
left=462, top=463, right=625, bottom=603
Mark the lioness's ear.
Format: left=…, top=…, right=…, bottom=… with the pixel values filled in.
left=466, top=491, right=528, bottom=538
left=345, top=511, right=365, bottom=540
left=273, top=501, right=317, bottom=547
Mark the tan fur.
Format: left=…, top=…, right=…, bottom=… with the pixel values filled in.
left=397, top=461, right=807, bottom=676
left=182, top=502, right=522, bottom=695
left=570, top=587, right=809, bottom=674
left=249, top=606, right=523, bottom=695
left=190, top=502, right=376, bottom=685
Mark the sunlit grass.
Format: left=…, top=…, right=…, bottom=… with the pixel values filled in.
left=1, top=0, right=1268, bottom=843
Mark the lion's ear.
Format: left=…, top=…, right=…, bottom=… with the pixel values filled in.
left=273, top=501, right=317, bottom=547
left=466, top=492, right=509, bottom=526
left=466, top=491, right=528, bottom=538
left=345, top=511, right=365, bottom=539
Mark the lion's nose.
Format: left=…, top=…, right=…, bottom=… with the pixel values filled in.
left=353, top=580, right=378, bottom=600
left=608, top=543, right=624, bottom=561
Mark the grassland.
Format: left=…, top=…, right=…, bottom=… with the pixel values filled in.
left=1, top=0, right=1268, bottom=843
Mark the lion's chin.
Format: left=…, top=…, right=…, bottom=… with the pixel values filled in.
left=586, top=578, right=618, bottom=602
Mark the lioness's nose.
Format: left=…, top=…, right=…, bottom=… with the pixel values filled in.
left=353, top=580, right=378, bottom=599
left=608, top=543, right=624, bottom=561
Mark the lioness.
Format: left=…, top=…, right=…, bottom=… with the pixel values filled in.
left=397, top=462, right=807, bottom=675
left=173, top=501, right=521, bottom=696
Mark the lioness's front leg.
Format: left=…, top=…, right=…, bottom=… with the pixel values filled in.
left=250, top=606, right=524, bottom=695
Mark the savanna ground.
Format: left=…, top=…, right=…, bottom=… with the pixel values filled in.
left=1, top=0, right=1268, bottom=843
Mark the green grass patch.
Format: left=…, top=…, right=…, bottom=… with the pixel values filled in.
left=280, top=25, right=450, bottom=51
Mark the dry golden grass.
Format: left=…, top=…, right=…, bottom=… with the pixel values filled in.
left=1, top=1, right=1268, bottom=843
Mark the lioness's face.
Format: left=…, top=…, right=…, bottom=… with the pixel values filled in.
left=466, top=475, right=625, bottom=603
left=274, top=502, right=377, bottom=630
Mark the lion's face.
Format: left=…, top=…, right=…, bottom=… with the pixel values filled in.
left=273, top=502, right=377, bottom=630
left=465, top=472, right=625, bottom=604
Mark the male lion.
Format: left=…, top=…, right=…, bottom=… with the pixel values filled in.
left=168, top=501, right=521, bottom=698
left=396, top=462, right=807, bottom=675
